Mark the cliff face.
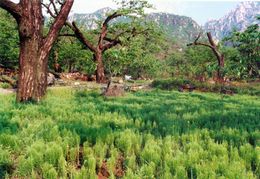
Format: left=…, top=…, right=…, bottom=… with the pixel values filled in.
left=204, top=2, right=260, bottom=39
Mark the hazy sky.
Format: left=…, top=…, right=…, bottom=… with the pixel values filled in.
left=11, top=0, right=254, bottom=24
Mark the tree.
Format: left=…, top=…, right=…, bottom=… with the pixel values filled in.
left=0, top=0, right=74, bottom=102
left=187, top=32, right=225, bottom=82
left=224, top=17, right=260, bottom=79
left=104, top=34, right=163, bottom=79
left=63, top=0, right=152, bottom=83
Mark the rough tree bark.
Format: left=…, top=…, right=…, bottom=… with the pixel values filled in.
left=187, top=32, right=225, bottom=82
left=0, top=0, right=74, bottom=102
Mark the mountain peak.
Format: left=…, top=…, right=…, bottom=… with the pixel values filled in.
left=204, top=1, right=260, bottom=39
left=94, top=7, right=113, bottom=14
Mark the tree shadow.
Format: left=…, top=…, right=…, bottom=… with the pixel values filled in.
left=0, top=111, right=18, bottom=135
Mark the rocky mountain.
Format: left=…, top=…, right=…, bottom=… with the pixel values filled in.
left=69, top=7, right=201, bottom=43
left=147, top=13, right=201, bottom=43
left=204, top=2, right=260, bottom=40
left=69, top=7, right=113, bottom=30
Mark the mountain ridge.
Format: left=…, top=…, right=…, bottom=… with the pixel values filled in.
left=204, top=2, right=260, bottom=39
left=68, top=2, right=259, bottom=42
left=69, top=7, right=201, bottom=43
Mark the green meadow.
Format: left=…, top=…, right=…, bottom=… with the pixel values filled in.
left=0, top=88, right=259, bottom=178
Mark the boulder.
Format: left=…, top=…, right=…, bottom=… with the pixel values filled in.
left=47, top=73, right=55, bottom=86
left=111, top=77, right=124, bottom=84
left=124, top=75, right=132, bottom=81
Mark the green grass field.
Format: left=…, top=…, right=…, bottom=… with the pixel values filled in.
left=0, top=88, right=259, bottom=178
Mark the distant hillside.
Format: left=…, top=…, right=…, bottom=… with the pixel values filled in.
left=204, top=2, right=260, bottom=39
left=147, top=13, right=201, bottom=43
left=68, top=7, right=113, bottom=30
left=69, top=7, right=201, bottom=43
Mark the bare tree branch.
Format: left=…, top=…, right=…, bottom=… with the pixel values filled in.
left=0, top=0, right=21, bottom=20
left=187, top=32, right=225, bottom=81
left=59, top=33, right=75, bottom=37
left=98, top=12, right=123, bottom=48
left=50, top=0, right=59, bottom=15
left=41, top=0, right=74, bottom=59
left=66, top=21, right=96, bottom=52
left=42, top=3, right=56, bottom=18
left=102, top=39, right=121, bottom=52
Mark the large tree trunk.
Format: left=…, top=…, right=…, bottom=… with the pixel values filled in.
left=16, top=0, right=47, bottom=102
left=94, top=50, right=106, bottom=83
left=0, top=0, right=74, bottom=102
left=17, top=38, right=48, bottom=102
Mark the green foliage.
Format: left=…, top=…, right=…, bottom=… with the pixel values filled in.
left=0, top=82, right=12, bottom=89
left=49, top=38, right=96, bottom=74
left=0, top=10, right=19, bottom=68
left=152, top=78, right=260, bottom=96
left=0, top=88, right=259, bottom=178
left=165, top=44, right=219, bottom=79
left=42, top=163, right=58, bottom=179
left=223, top=17, right=260, bottom=79
left=104, top=23, right=165, bottom=79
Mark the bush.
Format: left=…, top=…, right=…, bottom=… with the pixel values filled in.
left=0, top=82, right=11, bottom=89
left=152, top=78, right=260, bottom=96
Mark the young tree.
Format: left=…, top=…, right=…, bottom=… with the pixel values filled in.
left=0, top=0, right=74, bottom=102
left=64, top=0, right=152, bottom=83
left=187, top=32, right=225, bottom=82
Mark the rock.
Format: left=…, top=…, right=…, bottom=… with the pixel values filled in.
left=47, top=73, right=55, bottom=86
left=74, top=82, right=80, bottom=86
left=124, top=75, right=132, bottom=81
left=130, top=85, right=146, bottom=92
left=104, top=85, right=125, bottom=97
left=118, top=79, right=124, bottom=84
left=111, top=77, right=124, bottom=84
left=88, top=75, right=96, bottom=82
left=55, top=79, right=66, bottom=86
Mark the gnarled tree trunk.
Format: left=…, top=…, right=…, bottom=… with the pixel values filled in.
left=94, top=50, right=106, bottom=83
left=0, top=0, right=74, bottom=102
left=16, top=0, right=46, bottom=102
left=67, top=12, right=122, bottom=84
left=187, top=32, right=225, bottom=82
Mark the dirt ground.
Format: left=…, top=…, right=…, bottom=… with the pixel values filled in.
left=0, top=88, right=15, bottom=95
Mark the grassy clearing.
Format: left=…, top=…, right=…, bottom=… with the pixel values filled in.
left=0, top=88, right=260, bottom=178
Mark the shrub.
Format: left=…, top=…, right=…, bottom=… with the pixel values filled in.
left=0, top=82, right=11, bottom=89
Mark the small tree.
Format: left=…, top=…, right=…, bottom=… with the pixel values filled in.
left=63, top=0, right=152, bottom=83
left=0, top=0, right=74, bottom=102
left=187, top=32, right=225, bottom=82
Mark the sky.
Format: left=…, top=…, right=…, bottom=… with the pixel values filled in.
left=11, top=0, right=257, bottom=25
left=70, top=0, right=243, bottom=25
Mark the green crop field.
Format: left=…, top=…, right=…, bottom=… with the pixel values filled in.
left=0, top=88, right=260, bottom=178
